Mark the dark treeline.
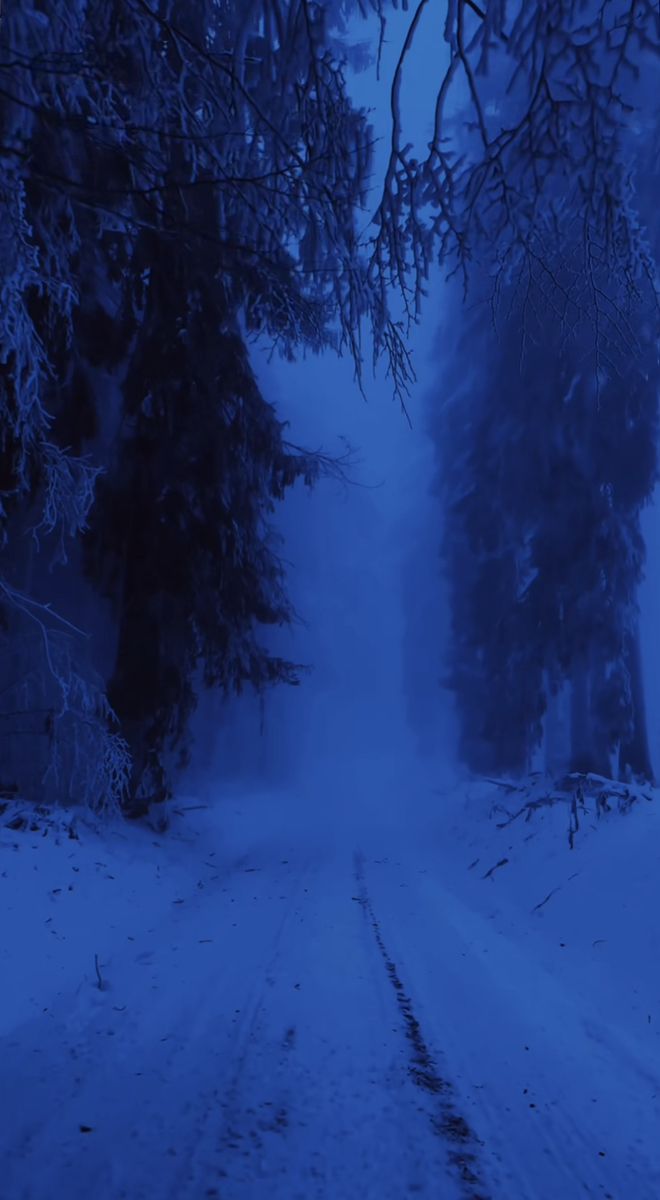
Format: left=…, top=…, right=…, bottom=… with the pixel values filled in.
left=435, top=176, right=659, bottom=782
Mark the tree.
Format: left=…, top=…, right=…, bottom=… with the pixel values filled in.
left=437, top=228, right=658, bottom=781
left=0, top=0, right=362, bottom=812
left=369, top=1, right=658, bottom=359
left=0, top=132, right=128, bottom=810
left=81, top=239, right=325, bottom=811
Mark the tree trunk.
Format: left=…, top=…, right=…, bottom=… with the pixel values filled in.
left=570, top=660, right=609, bottom=776
left=105, top=457, right=164, bottom=815
left=619, top=624, right=654, bottom=783
left=545, top=680, right=569, bottom=777
left=588, top=651, right=615, bottom=779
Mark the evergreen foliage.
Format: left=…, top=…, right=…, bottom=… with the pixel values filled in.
left=0, top=0, right=346, bottom=811
left=439, top=223, right=658, bottom=780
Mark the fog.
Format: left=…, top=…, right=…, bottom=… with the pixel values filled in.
left=189, top=4, right=660, bottom=803
left=195, top=315, right=456, bottom=797
left=193, top=12, right=458, bottom=799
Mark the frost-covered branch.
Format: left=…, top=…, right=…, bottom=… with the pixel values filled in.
left=0, top=589, right=131, bottom=812
left=0, top=161, right=97, bottom=551
left=2, top=1, right=657, bottom=387
left=370, top=0, right=659, bottom=350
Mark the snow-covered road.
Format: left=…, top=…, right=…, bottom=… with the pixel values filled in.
left=2, top=773, right=660, bottom=1199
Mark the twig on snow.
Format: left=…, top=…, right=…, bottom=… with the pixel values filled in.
left=531, top=886, right=561, bottom=913
left=482, top=856, right=509, bottom=880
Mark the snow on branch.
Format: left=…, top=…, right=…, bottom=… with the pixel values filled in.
left=370, top=0, right=659, bottom=354
left=1, top=1, right=657, bottom=396
left=33, top=442, right=102, bottom=562
left=0, top=163, right=96, bottom=550
left=0, top=585, right=130, bottom=813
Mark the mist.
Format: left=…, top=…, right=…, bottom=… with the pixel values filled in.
left=193, top=327, right=455, bottom=811
left=193, top=16, right=459, bottom=805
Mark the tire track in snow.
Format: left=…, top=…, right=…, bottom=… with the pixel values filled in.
left=353, top=852, right=491, bottom=1200
left=175, top=855, right=318, bottom=1199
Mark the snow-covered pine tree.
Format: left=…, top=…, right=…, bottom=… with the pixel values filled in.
left=0, top=5, right=130, bottom=810
left=1, top=0, right=364, bottom=812
left=436, top=238, right=658, bottom=781
left=82, top=257, right=322, bottom=813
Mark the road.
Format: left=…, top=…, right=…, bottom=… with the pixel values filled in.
left=1, top=777, right=659, bottom=1199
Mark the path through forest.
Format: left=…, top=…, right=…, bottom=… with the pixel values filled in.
left=1, top=767, right=660, bottom=1199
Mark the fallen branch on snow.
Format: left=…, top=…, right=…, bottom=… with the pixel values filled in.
left=531, top=886, right=562, bottom=913
left=482, top=857, right=509, bottom=880
left=484, top=772, right=655, bottom=849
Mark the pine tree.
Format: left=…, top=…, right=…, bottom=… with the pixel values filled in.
left=82, top=236, right=320, bottom=811
left=0, top=0, right=357, bottom=811
left=437, top=250, right=658, bottom=780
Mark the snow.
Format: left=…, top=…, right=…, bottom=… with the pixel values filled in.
left=1, top=769, right=660, bottom=1199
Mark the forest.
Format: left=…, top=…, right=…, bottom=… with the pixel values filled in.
left=1, top=0, right=657, bottom=817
